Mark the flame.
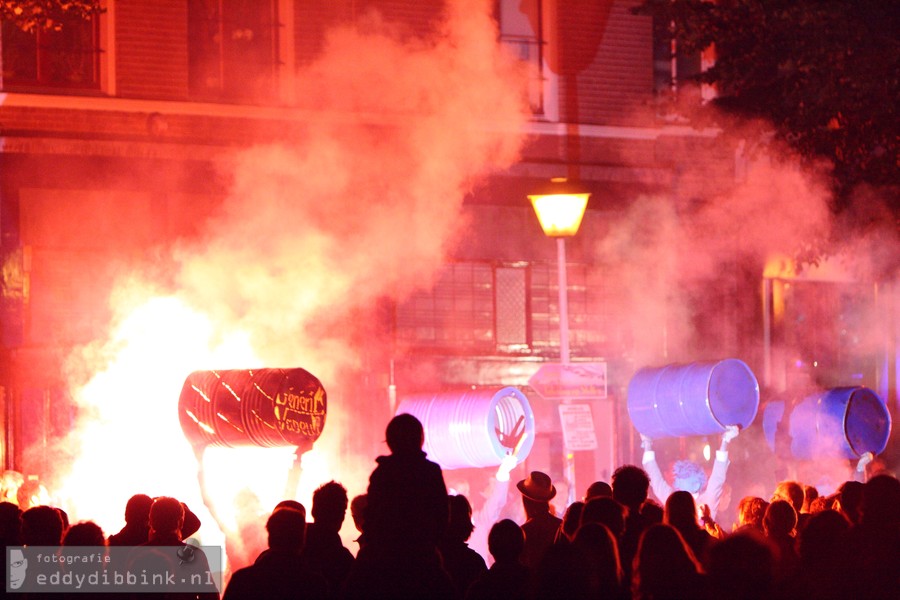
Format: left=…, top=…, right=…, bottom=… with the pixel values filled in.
left=54, top=291, right=329, bottom=553
left=763, top=254, right=797, bottom=279
left=763, top=253, right=859, bottom=282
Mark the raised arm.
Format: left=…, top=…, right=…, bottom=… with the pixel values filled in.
left=641, top=434, right=673, bottom=504
left=701, top=425, right=740, bottom=519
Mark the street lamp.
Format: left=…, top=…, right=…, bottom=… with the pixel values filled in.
left=529, top=178, right=590, bottom=363
left=529, top=177, right=590, bottom=505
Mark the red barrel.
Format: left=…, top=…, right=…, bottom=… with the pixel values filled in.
left=178, top=368, right=327, bottom=449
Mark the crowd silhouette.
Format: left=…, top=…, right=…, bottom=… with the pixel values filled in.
left=0, top=413, right=897, bottom=599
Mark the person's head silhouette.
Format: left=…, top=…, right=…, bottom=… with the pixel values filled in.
left=9, top=547, right=28, bottom=589
left=385, top=414, right=424, bottom=455
left=149, top=497, right=184, bottom=539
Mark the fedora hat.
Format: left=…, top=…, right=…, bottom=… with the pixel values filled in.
left=517, top=471, right=556, bottom=502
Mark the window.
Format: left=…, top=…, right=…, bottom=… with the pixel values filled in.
left=395, top=260, right=623, bottom=357
left=188, top=0, right=279, bottom=102
left=396, top=263, right=496, bottom=351
left=497, top=0, right=544, bottom=115
left=652, top=14, right=703, bottom=114
left=1, top=11, right=100, bottom=90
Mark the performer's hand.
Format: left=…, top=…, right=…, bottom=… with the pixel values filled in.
left=856, top=451, right=874, bottom=473
left=640, top=434, right=653, bottom=451
left=496, top=453, right=518, bottom=482
left=722, top=425, right=740, bottom=444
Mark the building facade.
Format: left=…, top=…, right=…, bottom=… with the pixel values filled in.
left=1, top=0, right=893, bottom=505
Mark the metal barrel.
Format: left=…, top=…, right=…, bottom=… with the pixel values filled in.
left=395, top=386, right=535, bottom=470
left=764, top=387, right=891, bottom=460
left=627, top=359, right=760, bottom=439
left=178, top=368, right=327, bottom=449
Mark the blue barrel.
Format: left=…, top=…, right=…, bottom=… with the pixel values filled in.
left=627, top=359, right=759, bottom=439
left=767, top=387, right=892, bottom=460
left=396, top=387, right=535, bottom=470
left=178, top=368, right=327, bottom=449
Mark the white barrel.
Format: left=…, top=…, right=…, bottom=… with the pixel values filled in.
left=396, top=387, right=535, bottom=470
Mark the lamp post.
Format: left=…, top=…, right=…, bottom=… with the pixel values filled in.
left=529, top=178, right=590, bottom=505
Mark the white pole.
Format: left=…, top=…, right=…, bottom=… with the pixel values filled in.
left=558, top=237, right=570, bottom=365
left=558, top=237, right=576, bottom=506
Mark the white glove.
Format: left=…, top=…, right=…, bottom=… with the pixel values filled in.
left=496, top=454, right=518, bottom=482
left=722, top=425, right=739, bottom=444
left=856, top=451, right=874, bottom=473
left=640, top=434, right=653, bottom=451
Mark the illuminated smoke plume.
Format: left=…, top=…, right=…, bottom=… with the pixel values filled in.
left=596, top=130, right=835, bottom=366
left=54, top=0, right=530, bottom=561
left=597, top=102, right=898, bottom=493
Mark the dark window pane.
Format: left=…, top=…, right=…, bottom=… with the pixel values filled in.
left=498, top=0, right=543, bottom=115
left=2, top=14, right=99, bottom=90
left=188, top=0, right=278, bottom=102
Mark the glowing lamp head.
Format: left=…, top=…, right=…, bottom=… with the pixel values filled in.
left=528, top=178, right=590, bottom=238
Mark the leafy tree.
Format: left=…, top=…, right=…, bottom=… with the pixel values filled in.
left=1, top=0, right=103, bottom=32
left=634, top=0, right=899, bottom=216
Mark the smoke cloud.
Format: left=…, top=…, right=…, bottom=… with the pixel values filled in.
left=595, top=96, right=897, bottom=494
left=54, top=0, right=531, bottom=558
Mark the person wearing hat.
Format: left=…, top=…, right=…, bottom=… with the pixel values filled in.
left=517, top=471, right=562, bottom=570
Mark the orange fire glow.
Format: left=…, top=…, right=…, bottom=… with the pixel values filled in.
left=54, top=292, right=334, bottom=561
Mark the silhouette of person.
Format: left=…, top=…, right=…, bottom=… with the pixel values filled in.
left=573, top=522, right=626, bottom=600
left=0, top=501, right=22, bottom=547
left=343, top=413, right=454, bottom=599
left=179, top=501, right=202, bottom=540
left=349, top=494, right=368, bottom=551
left=785, top=508, right=852, bottom=599
left=63, top=521, right=105, bottom=546
left=584, top=481, right=613, bottom=501
left=554, top=501, right=584, bottom=545
left=580, top=496, right=626, bottom=542
left=835, top=480, right=863, bottom=525
left=844, top=473, right=900, bottom=599
left=640, top=499, right=664, bottom=525
left=108, top=494, right=153, bottom=546
left=610, top=464, right=652, bottom=581
left=301, top=480, right=355, bottom=595
left=706, top=528, right=775, bottom=600
left=535, top=521, right=624, bottom=600
left=127, top=496, right=219, bottom=600
left=273, top=499, right=306, bottom=517
left=222, top=506, right=328, bottom=600
left=734, top=496, right=768, bottom=533
left=632, top=523, right=708, bottom=600
left=771, top=480, right=808, bottom=531
left=763, top=499, right=799, bottom=583
left=665, top=491, right=715, bottom=568
left=0, top=500, right=22, bottom=595
left=438, top=494, right=487, bottom=597
left=21, top=505, right=65, bottom=546
left=464, top=519, right=530, bottom=600
left=364, top=413, right=449, bottom=551
left=516, top=471, right=561, bottom=571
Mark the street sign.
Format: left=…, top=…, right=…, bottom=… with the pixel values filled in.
left=528, top=362, right=607, bottom=400
left=559, top=403, right=598, bottom=451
